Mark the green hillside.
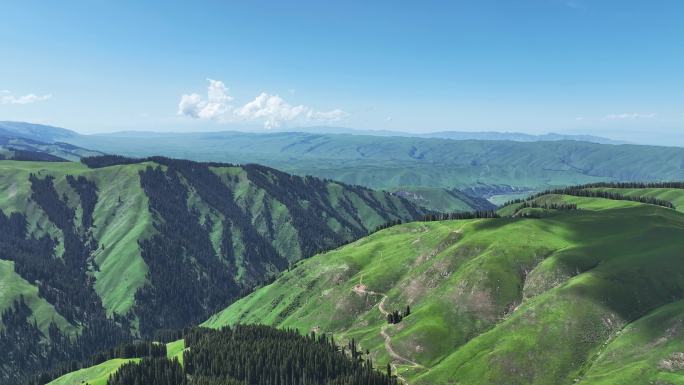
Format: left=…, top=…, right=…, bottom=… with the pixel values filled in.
left=203, top=188, right=684, bottom=385
left=46, top=358, right=139, bottom=385
left=47, top=339, right=184, bottom=385
left=0, top=157, right=423, bottom=385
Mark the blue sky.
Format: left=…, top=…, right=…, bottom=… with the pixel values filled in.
left=0, top=0, right=683, bottom=144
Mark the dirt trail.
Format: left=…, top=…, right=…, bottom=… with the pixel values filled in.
left=352, top=277, right=425, bottom=384
left=351, top=227, right=465, bottom=383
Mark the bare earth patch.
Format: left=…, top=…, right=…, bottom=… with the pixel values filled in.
left=659, top=352, right=684, bottom=372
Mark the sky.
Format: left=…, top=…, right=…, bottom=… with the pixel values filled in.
left=0, top=0, right=683, bottom=145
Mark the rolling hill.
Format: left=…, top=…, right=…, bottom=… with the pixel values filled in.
left=47, top=184, right=684, bottom=385
left=0, top=156, right=424, bottom=385
left=198, top=185, right=684, bottom=385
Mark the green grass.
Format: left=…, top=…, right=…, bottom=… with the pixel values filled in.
left=586, top=187, right=684, bottom=212
left=46, top=340, right=186, bottom=385
left=43, top=189, right=684, bottom=385
left=578, top=299, right=684, bottom=385
left=166, top=339, right=186, bottom=364
left=498, top=188, right=684, bottom=217
left=0, top=161, right=154, bottom=317
left=47, top=358, right=139, bottom=385
left=205, top=193, right=684, bottom=385
left=87, top=163, right=154, bottom=315
left=0, top=260, right=76, bottom=335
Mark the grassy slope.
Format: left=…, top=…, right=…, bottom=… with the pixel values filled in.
left=165, top=339, right=186, bottom=364
left=587, top=187, right=684, bottom=212
left=578, top=299, right=684, bottom=385
left=44, top=190, right=684, bottom=385
left=0, top=159, right=419, bottom=324
left=47, top=340, right=186, bottom=385
left=213, top=166, right=416, bottom=265
left=0, top=161, right=153, bottom=318
left=46, top=358, right=140, bottom=385
left=87, top=163, right=154, bottom=315
left=498, top=187, right=684, bottom=217
left=206, top=192, right=684, bottom=385
left=0, top=260, right=75, bottom=336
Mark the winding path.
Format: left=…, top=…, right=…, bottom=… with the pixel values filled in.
left=352, top=277, right=425, bottom=384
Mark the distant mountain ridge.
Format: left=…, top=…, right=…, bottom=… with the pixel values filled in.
left=3, top=121, right=682, bottom=212
left=0, top=121, right=76, bottom=143
left=0, top=121, right=101, bottom=161
left=0, top=121, right=625, bottom=145
left=61, top=129, right=684, bottom=191
left=271, top=125, right=626, bottom=144
left=421, top=130, right=626, bottom=144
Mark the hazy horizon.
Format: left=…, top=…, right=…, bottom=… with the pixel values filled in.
left=8, top=119, right=684, bottom=147
left=1, top=1, right=683, bottom=145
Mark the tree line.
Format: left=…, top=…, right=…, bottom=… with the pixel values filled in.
left=503, top=186, right=675, bottom=210
left=516, top=201, right=577, bottom=210
left=104, top=325, right=398, bottom=385
left=422, top=210, right=500, bottom=221
left=575, top=181, right=684, bottom=189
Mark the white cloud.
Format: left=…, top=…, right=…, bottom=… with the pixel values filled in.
left=603, top=113, right=657, bottom=121
left=1, top=91, right=52, bottom=105
left=178, top=79, right=347, bottom=128
left=305, top=108, right=347, bottom=122
left=178, top=79, right=233, bottom=120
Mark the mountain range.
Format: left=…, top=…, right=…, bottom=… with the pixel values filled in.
left=3, top=121, right=684, bottom=213
left=2, top=120, right=684, bottom=384
left=264, top=125, right=627, bottom=145
left=0, top=155, right=423, bottom=384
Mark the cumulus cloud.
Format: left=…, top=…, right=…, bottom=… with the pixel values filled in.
left=1, top=91, right=52, bottom=105
left=178, top=79, right=233, bottom=120
left=603, top=113, right=657, bottom=121
left=178, top=79, right=347, bottom=128
left=236, top=93, right=308, bottom=129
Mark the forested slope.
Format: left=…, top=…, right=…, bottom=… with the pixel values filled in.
left=0, top=157, right=423, bottom=384
left=48, top=325, right=397, bottom=385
